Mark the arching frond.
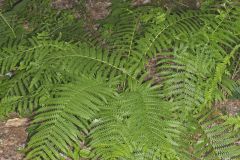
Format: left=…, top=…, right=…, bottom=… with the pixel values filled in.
left=0, top=35, right=138, bottom=115
left=0, top=12, right=25, bottom=46
left=91, top=85, right=184, bottom=159
left=25, top=77, right=115, bottom=160
left=0, top=35, right=73, bottom=114
left=192, top=109, right=240, bottom=159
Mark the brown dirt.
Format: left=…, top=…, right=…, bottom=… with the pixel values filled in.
left=0, top=0, right=4, bottom=8
left=0, top=118, right=28, bottom=160
left=51, top=0, right=77, bottom=10
left=132, top=0, right=151, bottom=6
left=215, top=99, right=240, bottom=116
left=86, top=0, right=111, bottom=20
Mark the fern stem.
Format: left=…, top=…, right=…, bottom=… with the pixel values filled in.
left=127, top=18, right=139, bottom=59
left=142, top=14, right=207, bottom=57
left=49, top=54, right=139, bottom=82
left=0, top=12, right=16, bottom=38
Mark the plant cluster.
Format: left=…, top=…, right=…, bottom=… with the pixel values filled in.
left=0, top=0, right=239, bottom=159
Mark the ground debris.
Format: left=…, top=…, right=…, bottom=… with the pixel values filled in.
left=215, top=99, right=240, bottom=116
left=0, top=118, right=28, bottom=160
left=0, top=0, right=4, bottom=7
left=132, top=0, right=151, bottom=6
left=86, top=0, right=111, bottom=20
left=51, top=0, right=77, bottom=10
left=5, top=118, right=28, bottom=128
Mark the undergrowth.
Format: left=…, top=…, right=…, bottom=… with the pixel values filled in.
left=0, top=0, right=239, bottom=159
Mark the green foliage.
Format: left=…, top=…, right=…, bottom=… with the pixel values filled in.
left=0, top=12, right=25, bottom=46
left=193, top=110, right=240, bottom=159
left=25, top=77, right=115, bottom=159
left=223, top=115, right=240, bottom=130
left=0, top=0, right=240, bottom=159
left=91, top=85, right=183, bottom=159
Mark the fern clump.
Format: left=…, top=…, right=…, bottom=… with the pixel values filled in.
left=0, top=0, right=239, bottom=159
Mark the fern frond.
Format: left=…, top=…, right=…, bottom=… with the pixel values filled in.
left=192, top=109, right=240, bottom=159
left=105, top=8, right=140, bottom=59
left=62, top=43, right=134, bottom=80
left=0, top=35, right=141, bottom=117
left=201, top=44, right=240, bottom=110
left=157, top=46, right=213, bottom=113
left=135, top=10, right=206, bottom=57
left=25, top=77, right=115, bottom=160
left=91, top=84, right=183, bottom=159
left=0, top=12, right=16, bottom=38
left=0, top=13, right=24, bottom=45
left=0, top=35, right=73, bottom=115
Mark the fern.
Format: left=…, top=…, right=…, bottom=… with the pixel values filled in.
left=90, top=84, right=183, bottom=159
left=0, top=1, right=240, bottom=159
left=0, top=34, right=72, bottom=114
left=0, top=12, right=25, bottom=46
left=25, top=77, right=115, bottom=159
left=0, top=12, right=16, bottom=38
left=192, top=109, right=240, bottom=159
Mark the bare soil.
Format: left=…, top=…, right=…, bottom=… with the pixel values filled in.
left=0, top=118, right=28, bottom=160
left=215, top=99, right=240, bottom=116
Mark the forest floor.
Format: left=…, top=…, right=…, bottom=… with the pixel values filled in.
left=0, top=116, right=28, bottom=160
